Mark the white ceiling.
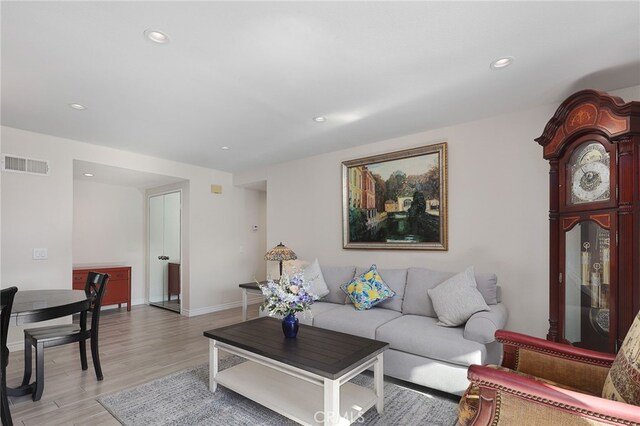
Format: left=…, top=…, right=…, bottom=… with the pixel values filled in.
left=2, top=2, right=639, bottom=173
left=73, top=160, right=186, bottom=189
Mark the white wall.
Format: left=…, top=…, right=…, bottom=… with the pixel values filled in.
left=73, top=180, right=146, bottom=305
left=264, top=85, right=640, bottom=338
left=1, top=126, right=267, bottom=348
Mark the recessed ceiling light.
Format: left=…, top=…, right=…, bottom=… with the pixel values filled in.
left=490, top=57, right=514, bottom=70
left=69, top=103, right=86, bottom=110
left=83, top=173, right=94, bottom=177
left=144, top=29, right=170, bottom=44
left=220, top=146, right=230, bottom=150
left=313, top=116, right=327, bottom=122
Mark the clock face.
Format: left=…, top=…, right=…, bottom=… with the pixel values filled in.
left=569, top=142, right=610, bottom=204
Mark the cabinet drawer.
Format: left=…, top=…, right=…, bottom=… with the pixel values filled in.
left=109, top=270, right=129, bottom=281
left=73, top=272, right=87, bottom=281
left=103, top=280, right=128, bottom=305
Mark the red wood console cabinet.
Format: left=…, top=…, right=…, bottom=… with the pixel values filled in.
left=73, top=265, right=132, bottom=311
left=535, top=89, right=640, bottom=353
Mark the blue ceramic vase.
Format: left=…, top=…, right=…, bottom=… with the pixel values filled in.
left=282, top=313, right=299, bottom=338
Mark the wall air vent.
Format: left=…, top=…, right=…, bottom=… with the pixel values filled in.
left=1, top=154, right=50, bottom=176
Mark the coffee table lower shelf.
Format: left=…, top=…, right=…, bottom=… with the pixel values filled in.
left=215, top=361, right=378, bottom=426
left=204, top=319, right=387, bottom=426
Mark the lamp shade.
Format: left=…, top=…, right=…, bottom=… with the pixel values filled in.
left=264, top=242, right=297, bottom=262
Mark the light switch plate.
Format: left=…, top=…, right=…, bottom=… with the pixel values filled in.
left=33, top=248, right=48, bottom=260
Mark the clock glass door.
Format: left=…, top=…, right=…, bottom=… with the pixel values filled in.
left=564, top=219, right=611, bottom=352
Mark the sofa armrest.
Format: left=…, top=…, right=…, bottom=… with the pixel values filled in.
left=495, top=330, right=615, bottom=395
left=462, top=365, right=640, bottom=425
left=464, top=303, right=508, bottom=344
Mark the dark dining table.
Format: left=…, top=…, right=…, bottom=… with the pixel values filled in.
left=8, top=289, right=93, bottom=396
left=10, top=289, right=92, bottom=325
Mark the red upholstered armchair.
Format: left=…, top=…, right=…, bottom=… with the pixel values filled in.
left=458, top=329, right=640, bottom=426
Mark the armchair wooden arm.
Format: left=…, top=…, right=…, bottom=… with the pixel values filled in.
left=496, top=330, right=616, bottom=368
left=462, top=364, right=640, bottom=426
left=496, top=330, right=615, bottom=395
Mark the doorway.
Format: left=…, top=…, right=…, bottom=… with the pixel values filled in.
left=148, top=190, right=181, bottom=313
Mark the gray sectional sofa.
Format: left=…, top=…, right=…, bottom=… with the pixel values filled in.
left=264, top=265, right=508, bottom=395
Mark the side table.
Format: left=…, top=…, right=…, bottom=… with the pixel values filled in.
left=239, top=281, right=267, bottom=321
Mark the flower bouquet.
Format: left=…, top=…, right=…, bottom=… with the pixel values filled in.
left=260, top=271, right=319, bottom=337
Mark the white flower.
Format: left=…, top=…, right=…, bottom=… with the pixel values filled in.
left=260, top=271, right=316, bottom=316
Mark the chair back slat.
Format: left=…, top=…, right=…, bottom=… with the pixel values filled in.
left=84, top=273, right=109, bottom=335
left=84, top=272, right=109, bottom=310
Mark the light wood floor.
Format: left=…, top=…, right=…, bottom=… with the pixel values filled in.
left=6, top=303, right=262, bottom=426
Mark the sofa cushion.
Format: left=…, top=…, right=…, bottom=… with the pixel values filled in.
left=342, top=264, right=395, bottom=310
left=312, top=304, right=402, bottom=339
left=354, top=267, right=407, bottom=312
left=428, top=266, right=490, bottom=327
left=304, top=301, right=341, bottom=326
left=258, top=301, right=341, bottom=326
left=403, top=268, right=453, bottom=317
left=376, top=315, right=487, bottom=367
left=319, top=265, right=355, bottom=304
left=403, top=267, right=499, bottom=316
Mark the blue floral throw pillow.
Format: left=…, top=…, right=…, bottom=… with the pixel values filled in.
left=340, top=264, right=395, bottom=310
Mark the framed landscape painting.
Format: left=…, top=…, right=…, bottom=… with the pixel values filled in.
left=342, top=142, right=448, bottom=250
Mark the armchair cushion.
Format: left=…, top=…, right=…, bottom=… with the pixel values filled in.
left=602, top=311, right=640, bottom=404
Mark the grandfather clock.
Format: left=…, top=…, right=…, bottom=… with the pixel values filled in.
left=536, top=89, right=640, bottom=353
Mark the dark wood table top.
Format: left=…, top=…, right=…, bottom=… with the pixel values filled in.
left=11, top=289, right=93, bottom=325
left=238, top=281, right=267, bottom=290
left=204, top=317, right=389, bottom=380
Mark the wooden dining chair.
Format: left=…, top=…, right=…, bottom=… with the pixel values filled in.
left=1, top=286, right=18, bottom=426
left=23, top=272, right=109, bottom=401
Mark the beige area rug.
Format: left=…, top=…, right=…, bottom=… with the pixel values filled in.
left=98, top=355, right=459, bottom=425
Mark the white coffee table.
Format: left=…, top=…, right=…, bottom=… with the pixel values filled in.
left=204, top=317, right=388, bottom=426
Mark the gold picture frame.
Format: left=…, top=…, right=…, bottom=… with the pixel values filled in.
left=342, top=142, right=448, bottom=250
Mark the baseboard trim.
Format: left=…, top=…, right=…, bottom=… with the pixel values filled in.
left=102, top=298, right=146, bottom=311
left=183, top=301, right=240, bottom=317
left=183, top=296, right=263, bottom=317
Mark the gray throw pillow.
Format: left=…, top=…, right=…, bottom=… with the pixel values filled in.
left=427, top=266, right=490, bottom=326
